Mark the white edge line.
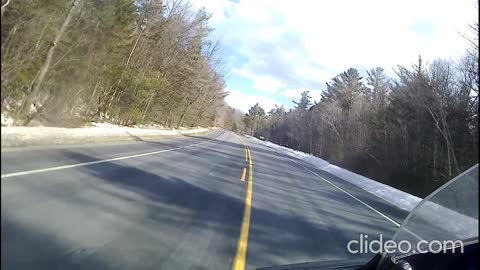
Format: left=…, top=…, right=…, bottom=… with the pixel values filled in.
left=250, top=139, right=401, bottom=227
left=291, top=159, right=401, bottom=227
left=1, top=131, right=223, bottom=179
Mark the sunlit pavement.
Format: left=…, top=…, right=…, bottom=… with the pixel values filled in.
left=1, top=129, right=408, bottom=270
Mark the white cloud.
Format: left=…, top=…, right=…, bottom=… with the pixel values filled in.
left=294, top=0, right=476, bottom=71
left=224, top=88, right=279, bottom=112
left=192, top=0, right=477, bottom=104
left=234, top=68, right=286, bottom=93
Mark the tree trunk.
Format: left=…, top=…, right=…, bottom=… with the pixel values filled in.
left=193, top=96, right=211, bottom=126
left=142, top=88, right=156, bottom=119
left=447, top=139, right=452, bottom=177
left=1, top=0, right=10, bottom=18
left=309, top=128, right=313, bottom=153
left=19, top=0, right=81, bottom=122
left=403, top=126, right=408, bottom=168
left=176, top=110, right=187, bottom=129
left=319, top=127, right=323, bottom=156
left=106, top=26, right=146, bottom=112
left=176, top=86, right=206, bottom=128
left=33, top=10, right=57, bottom=55
left=142, top=73, right=164, bottom=119
left=432, top=129, right=437, bottom=177
left=443, top=119, right=460, bottom=175
left=425, top=104, right=460, bottom=176
left=383, top=115, right=387, bottom=159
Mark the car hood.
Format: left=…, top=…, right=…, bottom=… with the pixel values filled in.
left=256, top=258, right=370, bottom=270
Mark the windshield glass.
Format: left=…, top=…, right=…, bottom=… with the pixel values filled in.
left=1, top=0, right=479, bottom=269
left=384, top=164, right=479, bottom=263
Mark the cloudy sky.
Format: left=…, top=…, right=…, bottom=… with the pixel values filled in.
left=191, top=0, right=477, bottom=112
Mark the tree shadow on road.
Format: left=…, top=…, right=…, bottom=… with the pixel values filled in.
left=2, top=134, right=402, bottom=270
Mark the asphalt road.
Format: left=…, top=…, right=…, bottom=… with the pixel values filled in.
left=1, top=129, right=409, bottom=270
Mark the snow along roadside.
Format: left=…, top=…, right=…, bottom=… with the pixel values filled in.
left=251, top=137, right=422, bottom=212
left=1, top=124, right=215, bottom=148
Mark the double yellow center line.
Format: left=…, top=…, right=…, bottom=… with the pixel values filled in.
left=240, top=167, right=247, bottom=182
left=233, top=135, right=254, bottom=270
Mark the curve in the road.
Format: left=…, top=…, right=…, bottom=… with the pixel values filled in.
left=1, top=130, right=225, bottom=179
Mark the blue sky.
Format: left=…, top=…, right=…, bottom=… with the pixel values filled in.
left=191, top=0, right=476, bottom=112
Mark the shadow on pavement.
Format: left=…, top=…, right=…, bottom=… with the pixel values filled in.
left=2, top=131, right=402, bottom=270
left=1, top=219, right=115, bottom=270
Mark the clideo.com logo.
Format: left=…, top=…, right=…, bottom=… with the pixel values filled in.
left=347, top=234, right=464, bottom=254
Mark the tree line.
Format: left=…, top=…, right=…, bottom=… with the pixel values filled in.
left=1, top=0, right=228, bottom=128
left=240, top=51, right=478, bottom=197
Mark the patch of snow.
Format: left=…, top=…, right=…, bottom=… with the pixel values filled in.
left=256, top=138, right=422, bottom=212
left=1, top=113, right=14, bottom=126
left=29, top=104, right=36, bottom=114
left=90, top=122, right=124, bottom=129
left=1, top=124, right=213, bottom=147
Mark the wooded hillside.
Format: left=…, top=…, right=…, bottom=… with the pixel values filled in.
left=1, top=0, right=228, bottom=127
left=242, top=30, right=478, bottom=197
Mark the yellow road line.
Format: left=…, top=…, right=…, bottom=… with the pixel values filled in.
left=238, top=136, right=248, bottom=163
left=233, top=135, right=254, bottom=270
left=240, top=168, right=247, bottom=182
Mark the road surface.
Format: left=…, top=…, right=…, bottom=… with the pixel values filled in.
left=1, top=129, right=408, bottom=270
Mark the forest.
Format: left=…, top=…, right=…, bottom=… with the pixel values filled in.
left=1, top=0, right=227, bottom=128
left=237, top=45, right=478, bottom=197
